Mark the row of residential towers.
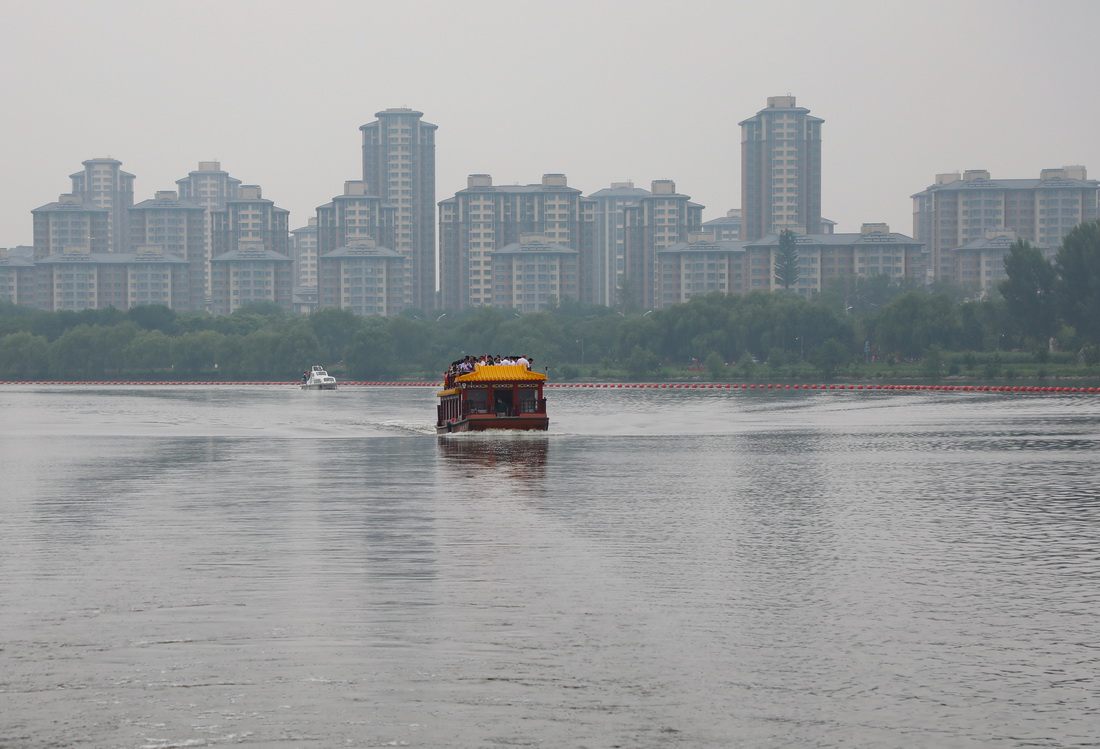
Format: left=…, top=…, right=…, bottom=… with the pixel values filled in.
left=5, top=99, right=1097, bottom=315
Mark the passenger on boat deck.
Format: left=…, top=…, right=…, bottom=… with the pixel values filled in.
left=516, top=355, right=529, bottom=368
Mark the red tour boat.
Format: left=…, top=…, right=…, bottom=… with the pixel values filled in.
left=436, top=364, right=549, bottom=433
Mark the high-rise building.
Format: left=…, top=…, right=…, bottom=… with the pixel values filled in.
left=622, top=180, right=703, bottom=311
left=943, top=231, right=1054, bottom=291
left=210, top=185, right=290, bottom=260
left=490, top=235, right=580, bottom=313
left=911, top=166, right=1099, bottom=281
left=315, top=181, right=395, bottom=257
left=176, top=161, right=242, bottom=296
left=31, top=194, right=110, bottom=261
left=584, top=182, right=651, bottom=307
left=209, top=185, right=292, bottom=314
left=210, top=244, right=293, bottom=315
left=290, top=218, right=319, bottom=288
left=69, top=158, right=135, bottom=253
left=701, top=209, right=742, bottom=241
left=35, top=245, right=190, bottom=312
left=658, top=224, right=927, bottom=306
left=438, top=174, right=585, bottom=311
left=360, top=108, right=437, bottom=310
left=129, top=191, right=207, bottom=310
left=741, top=224, right=927, bottom=295
left=0, top=249, right=36, bottom=306
left=657, top=233, right=748, bottom=305
left=317, top=239, right=407, bottom=317
left=740, top=96, right=823, bottom=242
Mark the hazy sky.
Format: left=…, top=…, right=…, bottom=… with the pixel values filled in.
left=2, top=0, right=1098, bottom=248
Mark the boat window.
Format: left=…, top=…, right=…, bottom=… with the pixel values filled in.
left=467, top=388, right=488, bottom=414
left=518, top=387, right=538, bottom=412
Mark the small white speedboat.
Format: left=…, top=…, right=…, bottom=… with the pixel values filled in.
left=301, top=365, right=338, bottom=390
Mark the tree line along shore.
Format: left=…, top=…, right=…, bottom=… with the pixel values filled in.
left=2, top=221, right=1099, bottom=385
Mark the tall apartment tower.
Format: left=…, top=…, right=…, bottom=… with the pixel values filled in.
left=176, top=161, right=243, bottom=296
left=740, top=96, right=823, bottom=241
left=129, top=191, right=207, bottom=310
left=360, top=108, right=437, bottom=310
left=585, top=182, right=652, bottom=307
left=315, top=181, right=396, bottom=256
left=438, top=174, right=585, bottom=311
left=210, top=185, right=290, bottom=260
left=208, top=185, right=292, bottom=314
left=290, top=218, right=319, bottom=288
left=69, top=157, right=135, bottom=253
left=621, top=180, right=703, bottom=311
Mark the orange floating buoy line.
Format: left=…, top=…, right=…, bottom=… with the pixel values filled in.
left=539, top=382, right=1098, bottom=394
left=0, top=380, right=1096, bottom=394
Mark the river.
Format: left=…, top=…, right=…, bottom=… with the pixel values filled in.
left=1, top=384, right=1098, bottom=748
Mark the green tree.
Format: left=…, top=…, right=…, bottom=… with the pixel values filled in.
left=810, top=338, right=849, bottom=380
left=308, top=307, right=363, bottom=363
left=874, top=291, right=960, bottom=359
left=774, top=229, right=800, bottom=290
left=171, top=330, right=224, bottom=377
left=346, top=326, right=397, bottom=380
left=273, top=324, right=323, bottom=375
left=123, top=329, right=172, bottom=377
left=999, top=239, right=1056, bottom=345
left=50, top=324, right=107, bottom=379
left=624, top=345, right=659, bottom=380
left=0, top=331, right=49, bottom=379
left=1055, top=220, right=1100, bottom=343
left=126, top=304, right=179, bottom=334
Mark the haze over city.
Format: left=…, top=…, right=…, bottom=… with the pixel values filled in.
left=1, top=0, right=1097, bottom=249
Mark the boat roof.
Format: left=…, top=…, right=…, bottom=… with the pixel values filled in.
left=455, top=364, right=546, bottom=383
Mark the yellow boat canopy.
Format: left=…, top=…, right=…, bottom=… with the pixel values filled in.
left=455, top=364, right=546, bottom=383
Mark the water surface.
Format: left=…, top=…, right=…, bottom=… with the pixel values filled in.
left=1, top=385, right=1098, bottom=748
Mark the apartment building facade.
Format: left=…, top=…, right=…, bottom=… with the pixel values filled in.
left=622, top=180, right=703, bottom=311
left=175, top=161, right=243, bottom=296
left=31, top=195, right=111, bottom=263
left=69, top=158, right=135, bottom=253
left=360, top=108, right=437, bottom=309
left=584, top=182, right=652, bottom=307
left=659, top=224, right=927, bottom=306
left=317, top=239, right=407, bottom=317
left=490, top=235, right=580, bottom=312
left=438, top=174, right=587, bottom=311
left=210, top=244, right=293, bottom=315
left=0, top=250, right=37, bottom=306
left=912, top=166, right=1098, bottom=280
left=35, top=246, right=190, bottom=311
left=290, top=218, right=319, bottom=288
left=740, top=96, right=823, bottom=242
left=128, top=191, right=207, bottom=310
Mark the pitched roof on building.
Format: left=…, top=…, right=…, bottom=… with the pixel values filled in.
left=658, top=239, right=746, bottom=255
left=37, top=250, right=189, bottom=265
left=744, top=231, right=922, bottom=248
left=130, top=196, right=204, bottom=211
left=456, top=364, right=546, bottom=383
left=211, top=248, right=291, bottom=262
left=912, top=176, right=1098, bottom=198
left=493, top=239, right=578, bottom=255
left=322, top=244, right=403, bottom=258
